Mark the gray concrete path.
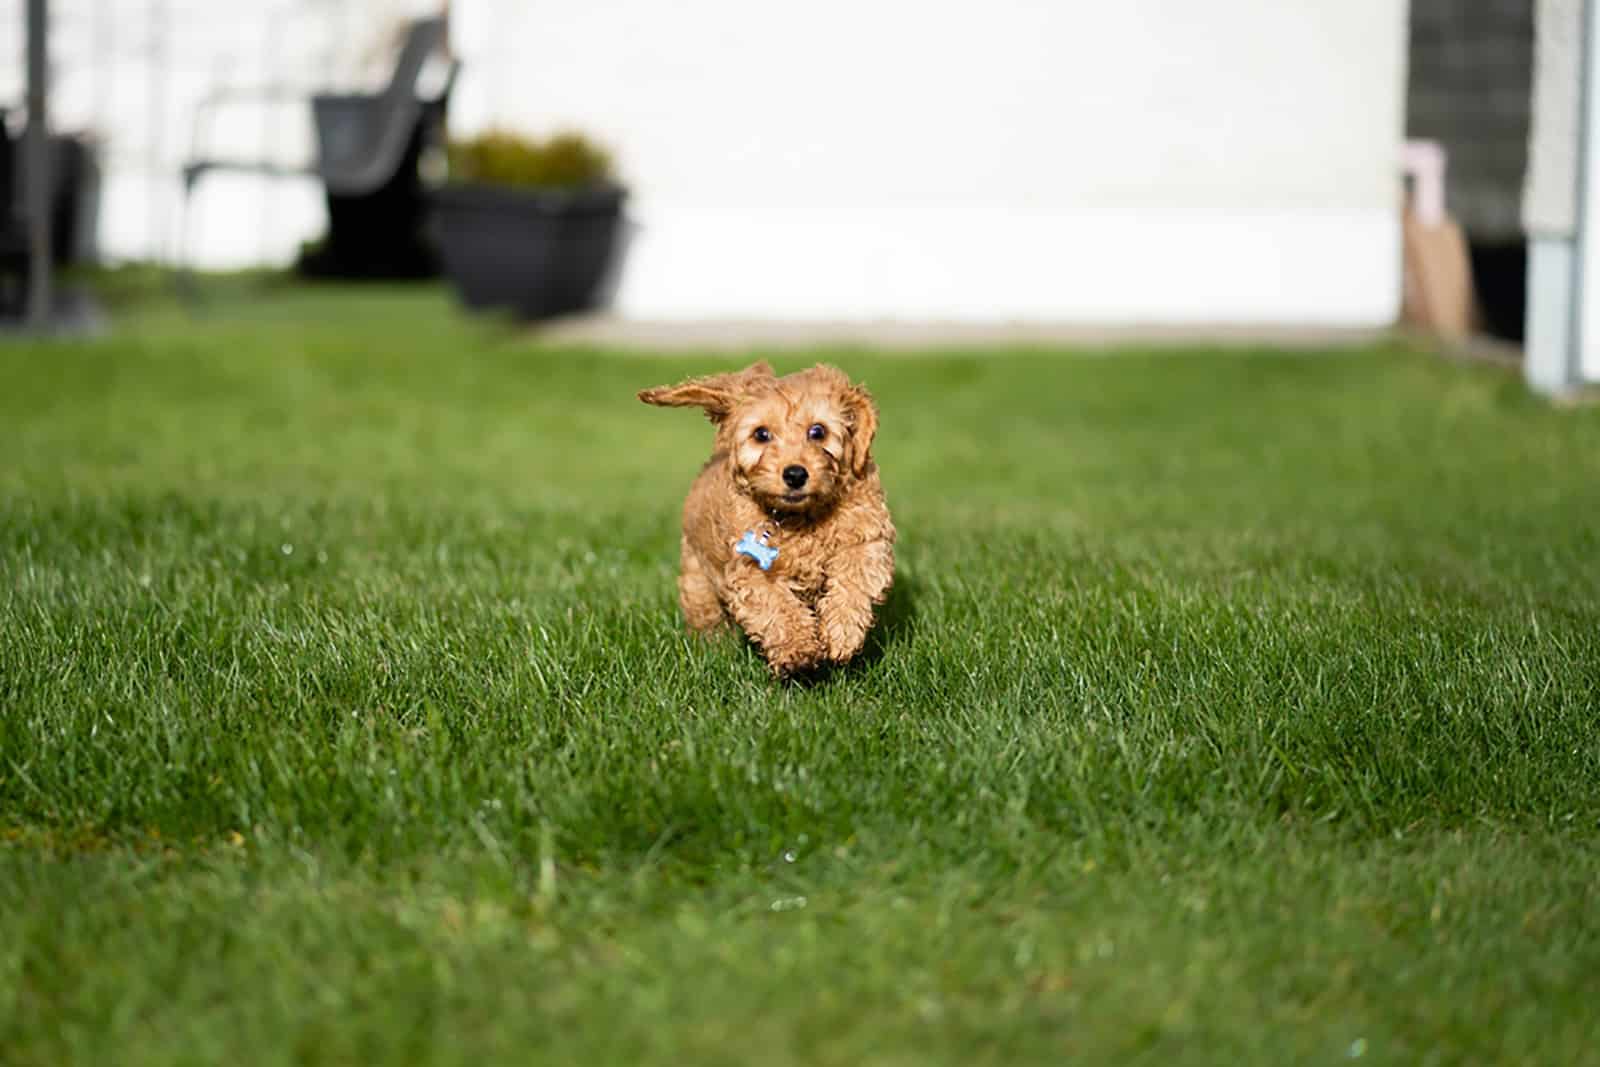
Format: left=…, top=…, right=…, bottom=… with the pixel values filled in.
left=528, top=316, right=1397, bottom=352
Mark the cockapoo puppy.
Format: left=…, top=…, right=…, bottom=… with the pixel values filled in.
left=639, top=362, right=895, bottom=674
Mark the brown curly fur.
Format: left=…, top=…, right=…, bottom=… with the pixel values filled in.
left=639, top=362, right=895, bottom=675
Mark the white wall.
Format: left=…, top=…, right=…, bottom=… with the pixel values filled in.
left=450, top=0, right=1410, bottom=325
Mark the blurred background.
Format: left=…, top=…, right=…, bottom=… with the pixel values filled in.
left=1, top=0, right=1594, bottom=388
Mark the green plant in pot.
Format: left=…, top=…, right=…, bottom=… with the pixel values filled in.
left=432, top=130, right=626, bottom=319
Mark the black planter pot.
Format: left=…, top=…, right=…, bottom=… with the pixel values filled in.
left=431, top=182, right=626, bottom=319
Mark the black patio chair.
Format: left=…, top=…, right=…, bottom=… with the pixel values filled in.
left=178, top=16, right=457, bottom=284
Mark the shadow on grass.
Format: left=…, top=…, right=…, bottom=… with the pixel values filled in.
left=859, top=568, right=920, bottom=664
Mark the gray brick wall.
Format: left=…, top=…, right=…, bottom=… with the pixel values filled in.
left=1406, top=0, right=1534, bottom=242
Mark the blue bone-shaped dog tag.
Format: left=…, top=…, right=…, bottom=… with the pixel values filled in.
left=734, top=530, right=779, bottom=571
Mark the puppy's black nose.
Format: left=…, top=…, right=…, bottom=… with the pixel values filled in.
left=782, top=465, right=809, bottom=489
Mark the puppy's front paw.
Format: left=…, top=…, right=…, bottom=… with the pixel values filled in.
left=763, top=630, right=826, bottom=676
left=819, top=603, right=874, bottom=665
left=820, top=628, right=865, bottom=665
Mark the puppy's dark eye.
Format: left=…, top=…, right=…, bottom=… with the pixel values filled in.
left=807, top=423, right=827, bottom=441
left=752, top=427, right=771, bottom=443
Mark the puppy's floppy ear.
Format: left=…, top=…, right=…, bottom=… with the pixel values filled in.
left=637, top=361, right=774, bottom=423
left=838, top=376, right=879, bottom=477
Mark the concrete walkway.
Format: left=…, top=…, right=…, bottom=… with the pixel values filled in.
left=528, top=316, right=1396, bottom=353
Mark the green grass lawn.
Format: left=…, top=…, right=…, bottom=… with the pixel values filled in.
left=4, top=280, right=1600, bottom=1065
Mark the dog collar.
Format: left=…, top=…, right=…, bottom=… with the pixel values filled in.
left=763, top=506, right=808, bottom=530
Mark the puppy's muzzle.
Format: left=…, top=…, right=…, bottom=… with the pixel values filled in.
left=782, top=465, right=809, bottom=489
